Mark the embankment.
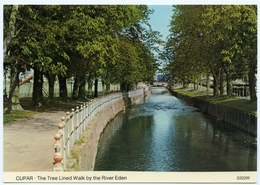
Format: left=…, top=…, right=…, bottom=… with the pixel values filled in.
left=67, top=88, right=148, bottom=171
left=169, top=89, right=257, bottom=137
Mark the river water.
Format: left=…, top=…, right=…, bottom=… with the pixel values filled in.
left=94, top=87, right=257, bottom=172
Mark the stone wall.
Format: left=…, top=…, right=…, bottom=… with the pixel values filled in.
left=126, top=89, right=148, bottom=106
left=170, top=90, right=257, bottom=136
left=67, top=89, right=147, bottom=171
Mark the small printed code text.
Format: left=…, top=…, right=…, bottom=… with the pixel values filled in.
left=237, top=176, right=250, bottom=180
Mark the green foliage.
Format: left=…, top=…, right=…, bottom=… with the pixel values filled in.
left=69, top=162, right=79, bottom=171
left=74, top=135, right=87, bottom=145
left=4, top=5, right=161, bottom=100
left=71, top=148, right=80, bottom=164
left=164, top=5, right=257, bottom=99
left=164, top=5, right=209, bottom=84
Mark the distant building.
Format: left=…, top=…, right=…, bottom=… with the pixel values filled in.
left=154, top=73, right=167, bottom=82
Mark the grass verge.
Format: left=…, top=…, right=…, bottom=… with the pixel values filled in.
left=3, top=97, right=89, bottom=124
left=3, top=110, right=37, bottom=123
left=172, top=88, right=257, bottom=115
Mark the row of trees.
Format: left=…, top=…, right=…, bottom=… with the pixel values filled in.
left=162, top=5, right=257, bottom=102
left=4, top=5, right=161, bottom=112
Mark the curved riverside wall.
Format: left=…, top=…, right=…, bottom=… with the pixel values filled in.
left=67, top=88, right=148, bottom=171
left=126, top=86, right=149, bottom=106
left=170, top=89, right=257, bottom=137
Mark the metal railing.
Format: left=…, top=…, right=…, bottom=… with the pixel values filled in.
left=52, top=92, right=123, bottom=171
left=127, top=86, right=149, bottom=97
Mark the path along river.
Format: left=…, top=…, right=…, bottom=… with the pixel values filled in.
left=94, top=87, right=256, bottom=171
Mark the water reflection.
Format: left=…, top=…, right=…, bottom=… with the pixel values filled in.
left=94, top=87, right=256, bottom=171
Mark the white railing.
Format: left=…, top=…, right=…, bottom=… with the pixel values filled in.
left=52, top=87, right=149, bottom=171
left=52, top=92, right=123, bottom=171
left=127, top=86, right=149, bottom=97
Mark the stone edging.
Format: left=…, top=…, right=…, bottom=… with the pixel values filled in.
left=66, top=88, right=148, bottom=171
left=169, top=88, right=257, bottom=137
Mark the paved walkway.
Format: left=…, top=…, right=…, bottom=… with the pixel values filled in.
left=3, top=86, right=146, bottom=172
left=3, top=111, right=65, bottom=171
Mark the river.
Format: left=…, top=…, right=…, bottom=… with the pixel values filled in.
left=94, top=87, right=256, bottom=171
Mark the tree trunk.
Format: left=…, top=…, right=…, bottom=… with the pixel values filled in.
left=4, top=69, right=8, bottom=98
left=32, top=64, right=44, bottom=106
left=198, top=76, right=202, bottom=90
left=105, top=82, right=111, bottom=93
left=213, top=77, right=220, bottom=97
left=4, top=5, right=21, bottom=113
left=183, top=83, right=189, bottom=89
left=248, top=69, right=257, bottom=102
left=247, top=45, right=257, bottom=102
left=94, top=79, right=98, bottom=97
left=102, top=80, right=105, bottom=94
left=78, top=75, right=87, bottom=99
left=72, top=74, right=80, bottom=100
left=58, top=75, right=68, bottom=101
left=127, top=83, right=133, bottom=91
left=126, top=83, right=130, bottom=92
left=87, top=74, right=93, bottom=97
left=211, top=68, right=220, bottom=97
left=226, top=75, right=232, bottom=96
left=210, top=63, right=222, bottom=97
left=222, top=64, right=233, bottom=96
left=120, top=82, right=127, bottom=92
left=248, top=55, right=257, bottom=102
left=206, top=73, right=210, bottom=91
left=5, top=61, right=23, bottom=113
left=219, top=68, right=224, bottom=96
left=3, top=5, right=18, bottom=61
left=45, top=72, right=55, bottom=102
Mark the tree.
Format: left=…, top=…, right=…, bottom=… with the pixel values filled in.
left=73, top=5, right=159, bottom=94
left=200, top=5, right=257, bottom=98
left=4, top=5, right=161, bottom=107
left=165, top=5, right=209, bottom=88
left=165, top=5, right=257, bottom=100
left=4, top=5, right=24, bottom=113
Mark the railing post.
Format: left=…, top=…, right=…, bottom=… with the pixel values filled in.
left=53, top=133, right=62, bottom=153
left=71, top=109, right=75, bottom=145
left=66, top=112, right=71, bottom=157
left=60, top=117, right=66, bottom=170
left=76, top=106, right=79, bottom=141
left=57, top=122, right=64, bottom=165
left=53, top=133, right=63, bottom=171
left=80, top=104, right=83, bottom=136
left=53, top=152, right=63, bottom=172
left=83, top=103, right=86, bottom=129
left=88, top=101, right=90, bottom=123
left=58, top=121, right=63, bottom=136
left=83, top=103, right=85, bottom=130
left=90, top=100, right=93, bottom=122
left=86, top=102, right=89, bottom=127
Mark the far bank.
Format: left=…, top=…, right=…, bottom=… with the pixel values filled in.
left=168, top=87, right=257, bottom=137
